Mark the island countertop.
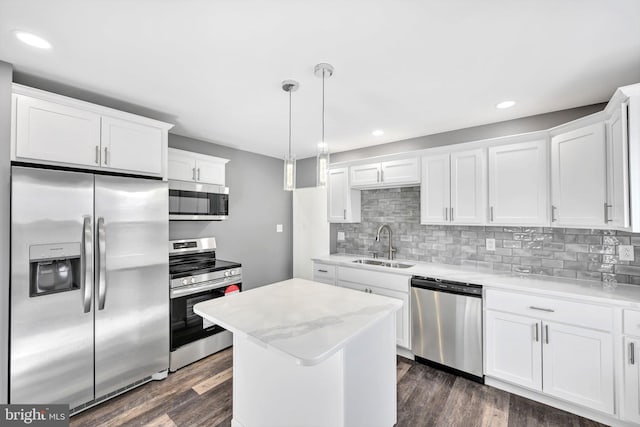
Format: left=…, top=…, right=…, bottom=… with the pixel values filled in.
left=193, top=278, right=402, bottom=366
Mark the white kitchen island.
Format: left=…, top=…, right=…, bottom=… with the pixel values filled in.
left=194, top=278, right=402, bottom=427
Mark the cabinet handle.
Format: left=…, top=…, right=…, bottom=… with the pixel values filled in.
left=95, top=146, right=100, bottom=164
left=380, top=169, right=384, bottom=182
left=318, top=269, right=328, bottom=273
left=490, top=206, right=494, bottom=222
left=444, top=207, right=448, bottom=221
left=551, top=205, right=557, bottom=222
left=529, top=306, right=554, bottom=313
left=197, top=168, right=201, bottom=181
left=192, top=168, right=196, bottom=181
left=534, top=323, right=539, bottom=342
left=545, top=324, right=549, bottom=344
left=377, top=170, right=380, bottom=183
left=104, top=147, right=109, bottom=165
left=343, top=209, right=346, bottom=220
left=604, top=202, right=612, bottom=223
left=450, top=207, right=454, bottom=222
left=631, top=342, right=636, bottom=365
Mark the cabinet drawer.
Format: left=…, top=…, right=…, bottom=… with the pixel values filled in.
left=313, top=263, right=336, bottom=281
left=485, top=289, right=613, bottom=332
left=624, top=310, right=640, bottom=336
left=338, top=266, right=409, bottom=293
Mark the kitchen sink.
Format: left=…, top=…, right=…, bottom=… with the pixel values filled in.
left=352, top=259, right=414, bottom=269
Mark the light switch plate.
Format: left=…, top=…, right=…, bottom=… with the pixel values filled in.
left=276, top=224, right=283, bottom=233
left=620, top=245, right=634, bottom=261
left=337, top=231, right=345, bottom=241
left=486, top=238, right=496, bottom=251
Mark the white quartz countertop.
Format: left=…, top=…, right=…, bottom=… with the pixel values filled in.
left=193, top=278, right=402, bottom=366
left=312, top=254, right=640, bottom=307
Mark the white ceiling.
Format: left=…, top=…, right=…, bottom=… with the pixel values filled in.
left=1, top=0, right=639, bottom=159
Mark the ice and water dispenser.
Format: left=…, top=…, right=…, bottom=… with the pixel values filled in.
left=29, top=243, right=81, bottom=297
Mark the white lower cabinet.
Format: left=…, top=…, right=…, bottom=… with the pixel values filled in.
left=312, top=262, right=337, bottom=286
left=485, top=289, right=615, bottom=416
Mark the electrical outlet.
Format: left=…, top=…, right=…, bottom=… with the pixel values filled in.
left=486, top=238, right=496, bottom=251
left=276, top=224, right=283, bottom=233
left=337, top=231, right=345, bottom=241
left=619, top=245, right=635, bottom=261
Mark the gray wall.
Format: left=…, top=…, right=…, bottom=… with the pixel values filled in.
left=337, top=188, right=640, bottom=285
left=0, top=61, right=12, bottom=404
left=168, top=134, right=293, bottom=290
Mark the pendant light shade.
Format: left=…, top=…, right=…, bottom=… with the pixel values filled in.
left=282, top=80, right=299, bottom=191
left=314, top=63, right=334, bottom=187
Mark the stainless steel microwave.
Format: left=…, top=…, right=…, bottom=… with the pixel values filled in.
left=168, top=181, right=229, bottom=220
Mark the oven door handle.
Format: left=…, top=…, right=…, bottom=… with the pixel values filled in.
left=170, top=278, right=239, bottom=299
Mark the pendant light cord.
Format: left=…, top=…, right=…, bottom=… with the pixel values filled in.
left=288, top=89, right=292, bottom=157
left=321, top=70, right=325, bottom=145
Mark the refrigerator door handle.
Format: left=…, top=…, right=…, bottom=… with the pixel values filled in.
left=97, top=217, right=107, bottom=310
left=81, top=216, right=92, bottom=313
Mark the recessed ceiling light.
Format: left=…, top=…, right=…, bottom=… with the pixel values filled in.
left=496, top=100, right=516, bottom=109
left=14, top=31, right=51, bottom=49
left=372, top=129, right=384, bottom=136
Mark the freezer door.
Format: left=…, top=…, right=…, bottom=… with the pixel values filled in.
left=10, top=166, right=95, bottom=408
left=94, top=175, right=169, bottom=398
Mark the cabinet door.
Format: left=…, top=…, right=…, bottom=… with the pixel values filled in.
left=551, top=123, right=607, bottom=227
left=381, top=158, right=420, bottom=185
left=168, top=148, right=197, bottom=182
left=101, top=116, right=163, bottom=176
left=338, top=280, right=409, bottom=349
left=328, top=168, right=348, bottom=222
left=606, top=103, right=630, bottom=229
left=485, top=311, right=542, bottom=391
left=420, top=154, right=450, bottom=224
left=542, top=322, right=614, bottom=414
left=351, top=163, right=381, bottom=187
left=450, top=149, right=486, bottom=224
left=14, top=95, right=101, bottom=167
left=488, top=140, right=548, bottom=225
left=195, top=157, right=227, bottom=185
left=623, top=337, right=640, bottom=423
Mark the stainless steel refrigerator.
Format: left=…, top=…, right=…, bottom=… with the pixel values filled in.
left=10, top=166, right=169, bottom=411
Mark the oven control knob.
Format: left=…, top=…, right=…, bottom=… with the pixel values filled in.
left=182, top=279, right=188, bottom=285
left=224, top=271, right=230, bottom=277
left=190, top=277, right=196, bottom=284
left=230, top=270, right=236, bottom=276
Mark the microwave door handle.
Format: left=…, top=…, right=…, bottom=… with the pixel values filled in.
left=81, top=216, right=92, bottom=313
left=97, top=217, right=107, bottom=310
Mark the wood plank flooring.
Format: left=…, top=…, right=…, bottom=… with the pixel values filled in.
left=71, top=348, right=606, bottom=427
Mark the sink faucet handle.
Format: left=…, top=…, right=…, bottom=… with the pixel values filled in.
left=389, top=246, right=397, bottom=260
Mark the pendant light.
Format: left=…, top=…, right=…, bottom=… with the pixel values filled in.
left=282, top=79, right=299, bottom=191
left=314, top=63, right=334, bottom=187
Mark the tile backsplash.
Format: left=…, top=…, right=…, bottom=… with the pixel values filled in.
left=335, top=187, right=640, bottom=285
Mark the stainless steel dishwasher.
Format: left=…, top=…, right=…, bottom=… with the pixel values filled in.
left=411, top=276, right=483, bottom=382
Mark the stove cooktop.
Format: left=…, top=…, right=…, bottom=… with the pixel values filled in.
left=169, top=258, right=242, bottom=279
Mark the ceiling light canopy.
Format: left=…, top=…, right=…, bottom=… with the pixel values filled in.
left=496, top=100, right=516, bottom=109
left=14, top=31, right=51, bottom=49
left=372, top=129, right=384, bottom=136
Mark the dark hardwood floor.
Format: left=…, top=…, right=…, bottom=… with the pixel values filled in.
left=71, top=348, right=606, bottom=427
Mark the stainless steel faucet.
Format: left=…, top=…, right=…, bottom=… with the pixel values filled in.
left=375, top=224, right=396, bottom=260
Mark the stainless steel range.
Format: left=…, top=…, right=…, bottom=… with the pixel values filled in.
left=169, top=237, right=242, bottom=372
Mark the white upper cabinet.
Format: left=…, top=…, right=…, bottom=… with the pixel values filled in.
left=11, top=85, right=172, bottom=178
left=101, top=116, right=164, bottom=175
left=351, top=157, right=419, bottom=188
left=488, top=140, right=548, bottom=225
left=421, top=149, right=486, bottom=225
left=167, top=148, right=229, bottom=186
left=14, top=95, right=101, bottom=168
left=328, top=167, right=361, bottom=223
left=606, top=102, right=630, bottom=229
left=551, top=123, right=607, bottom=227
left=450, top=149, right=486, bottom=224
left=420, top=154, right=450, bottom=224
